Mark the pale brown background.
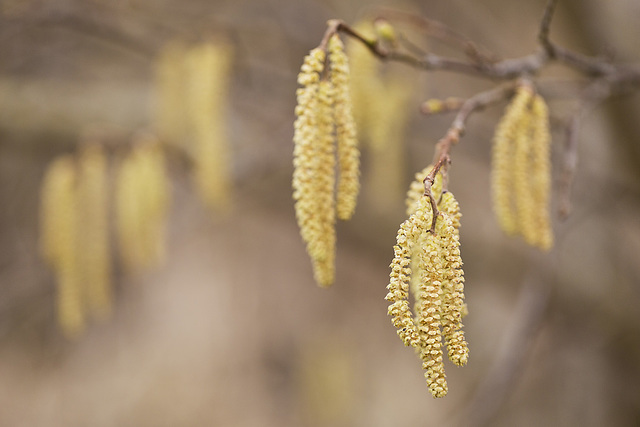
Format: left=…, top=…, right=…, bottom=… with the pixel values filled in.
left=1, top=0, right=639, bottom=426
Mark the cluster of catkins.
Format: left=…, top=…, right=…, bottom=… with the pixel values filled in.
left=293, top=26, right=470, bottom=397
left=292, top=34, right=360, bottom=287
left=40, top=134, right=170, bottom=338
left=386, top=167, right=469, bottom=398
left=492, top=85, right=553, bottom=250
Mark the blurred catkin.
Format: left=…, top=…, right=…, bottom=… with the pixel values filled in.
left=529, top=95, right=553, bottom=250
left=185, top=41, right=233, bottom=212
left=40, top=156, right=85, bottom=339
left=116, top=134, right=170, bottom=272
left=347, top=21, right=413, bottom=212
left=77, top=143, right=112, bottom=320
left=491, top=86, right=553, bottom=250
left=154, top=41, right=189, bottom=147
left=492, top=85, right=532, bottom=236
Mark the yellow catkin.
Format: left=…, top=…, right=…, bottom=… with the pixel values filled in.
left=491, top=86, right=533, bottom=236
left=293, top=35, right=363, bottom=286
left=529, top=95, right=553, bottom=250
left=154, top=40, right=188, bottom=147
left=347, top=22, right=378, bottom=137
left=116, top=135, right=170, bottom=272
left=513, top=100, right=539, bottom=247
left=329, top=34, right=360, bottom=221
left=185, top=41, right=233, bottom=212
left=293, top=48, right=336, bottom=286
left=405, top=165, right=443, bottom=312
left=438, top=192, right=468, bottom=366
left=388, top=187, right=469, bottom=398
left=365, top=81, right=413, bottom=212
left=311, top=80, right=337, bottom=286
left=385, top=198, right=430, bottom=349
left=40, top=156, right=85, bottom=339
left=77, top=143, right=112, bottom=320
left=415, top=199, right=448, bottom=398
left=115, top=146, right=143, bottom=270
left=347, top=23, right=412, bottom=211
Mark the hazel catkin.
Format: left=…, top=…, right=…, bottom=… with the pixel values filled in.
left=40, top=156, right=85, bottom=339
left=293, top=36, right=362, bottom=288
left=386, top=187, right=469, bottom=398
left=185, top=41, right=233, bottom=212
left=77, top=143, right=112, bottom=320
left=329, top=34, right=360, bottom=221
left=491, top=86, right=554, bottom=250
left=115, top=134, right=170, bottom=272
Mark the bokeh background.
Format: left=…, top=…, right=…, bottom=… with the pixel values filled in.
left=1, top=0, right=640, bottom=426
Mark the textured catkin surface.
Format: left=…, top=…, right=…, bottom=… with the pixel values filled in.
left=0, top=0, right=639, bottom=426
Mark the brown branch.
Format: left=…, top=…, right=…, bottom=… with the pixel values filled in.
left=420, top=84, right=518, bottom=232
left=336, top=5, right=640, bottom=83
left=371, top=8, right=498, bottom=64
left=325, top=6, right=640, bottom=228
left=538, top=0, right=616, bottom=77
left=538, top=0, right=559, bottom=57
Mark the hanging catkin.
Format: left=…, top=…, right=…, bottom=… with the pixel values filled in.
left=386, top=186, right=468, bottom=398
left=115, top=134, right=170, bottom=271
left=347, top=21, right=413, bottom=212
left=77, top=143, right=112, bottom=320
left=329, top=34, right=360, bottom=221
left=185, top=41, right=233, bottom=212
left=40, top=156, right=85, bottom=339
left=491, top=86, right=553, bottom=250
left=293, top=35, right=361, bottom=288
left=154, top=41, right=189, bottom=147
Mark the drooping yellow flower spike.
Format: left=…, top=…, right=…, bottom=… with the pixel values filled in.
left=311, top=80, right=337, bottom=286
left=386, top=186, right=469, bottom=398
left=154, top=40, right=188, bottom=147
left=405, top=165, right=444, bottom=311
left=77, top=143, right=112, bottom=321
left=347, top=21, right=413, bottom=213
left=491, top=86, right=554, bottom=250
left=329, top=34, right=360, bottom=221
left=492, top=85, right=533, bottom=236
left=437, top=192, right=468, bottom=366
left=528, top=95, right=553, bottom=250
left=347, top=21, right=377, bottom=137
left=293, top=48, right=331, bottom=286
left=185, top=41, right=233, bottom=212
left=116, top=134, right=170, bottom=272
left=40, top=156, right=85, bottom=339
left=293, top=34, right=362, bottom=287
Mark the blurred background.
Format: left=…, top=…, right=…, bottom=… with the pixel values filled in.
left=1, top=0, right=639, bottom=426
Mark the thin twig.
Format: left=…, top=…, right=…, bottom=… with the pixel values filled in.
left=538, top=0, right=560, bottom=57
left=420, top=84, right=518, bottom=232
left=371, top=8, right=498, bottom=64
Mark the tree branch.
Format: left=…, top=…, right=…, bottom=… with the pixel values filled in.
left=420, top=83, right=518, bottom=232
